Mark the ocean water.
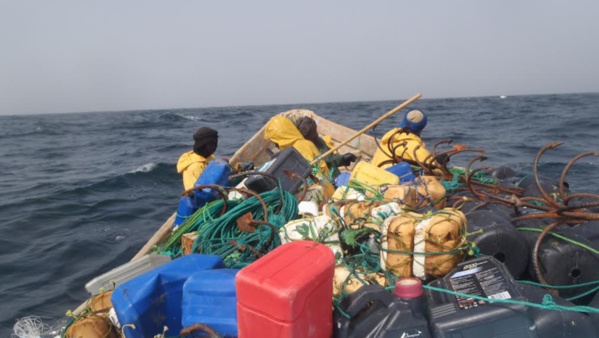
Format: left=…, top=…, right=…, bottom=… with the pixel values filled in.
left=1, top=93, right=598, bottom=335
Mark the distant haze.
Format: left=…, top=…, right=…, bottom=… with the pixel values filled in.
left=1, top=0, right=598, bottom=115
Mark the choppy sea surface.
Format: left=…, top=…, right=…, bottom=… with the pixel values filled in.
left=1, top=93, right=598, bottom=336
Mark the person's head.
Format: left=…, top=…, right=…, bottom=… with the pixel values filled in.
left=398, top=110, right=427, bottom=136
left=193, top=127, right=218, bottom=158
left=295, top=116, right=319, bottom=143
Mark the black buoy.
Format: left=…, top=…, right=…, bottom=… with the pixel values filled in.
left=490, top=166, right=517, bottom=180
left=518, top=225, right=599, bottom=305
left=589, top=290, right=599, bottom=337
left=516, top=283, right=596, bottom=337
left=466, top=210, right=529, bottom=279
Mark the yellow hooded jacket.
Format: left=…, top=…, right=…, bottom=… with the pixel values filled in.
left=371, top=128, right=433, bottom=169
left=264, top=115, right=332, bottom=181
left=176, top=151, right=216, bottom=190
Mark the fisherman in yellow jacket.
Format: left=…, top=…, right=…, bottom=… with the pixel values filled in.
left=371, top=110, right=433, bottom=169
left=294, top=116, right=357, bottom=180
left=264, top=115, right=333, bottom=185
left=176, top=127, right=218, bottom=190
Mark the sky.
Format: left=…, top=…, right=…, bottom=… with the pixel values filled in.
left=1, top=1, right=598, bottom=115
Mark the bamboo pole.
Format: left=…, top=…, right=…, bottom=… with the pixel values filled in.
left=310, top=93, right=422, bottom=165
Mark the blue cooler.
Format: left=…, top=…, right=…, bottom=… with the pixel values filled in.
left=386, top=162, right=415, bottom=183
left=182, top=268, right=241, bottom=336
left=111, top=254, right=225, bottom=338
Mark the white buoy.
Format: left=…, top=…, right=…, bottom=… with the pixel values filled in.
left=500, top=95, right=507, bottom=99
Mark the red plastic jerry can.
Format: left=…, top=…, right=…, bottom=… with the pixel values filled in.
left=236, top=241, right=335, bottom=338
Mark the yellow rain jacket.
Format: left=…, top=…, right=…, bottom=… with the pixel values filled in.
left=322, top=135, right=335, bottom=150
left=264, top=115, right=332, bottom=181
left=371, top=129, right=433, bottom=169
left=176, top=151, right=216, bottom=190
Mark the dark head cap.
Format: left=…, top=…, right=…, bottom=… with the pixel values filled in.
left=193, top=127, right=218, bottom=157
left=193, top=127, right=218, bottom=142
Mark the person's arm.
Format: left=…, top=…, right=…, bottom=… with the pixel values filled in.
left=324, top=152, right=344, bottom=168
left=325, top=152, right=357, bottom=168
left=320, top=136, right=357, bottom=167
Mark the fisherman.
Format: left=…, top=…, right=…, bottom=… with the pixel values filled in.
left=371, top=110, right=434, bottom=169
left=176, top=126, right=219, bottom=190
left=264, top=115, right=333, bottom=183
left=294, top=116, right=358, bottom=179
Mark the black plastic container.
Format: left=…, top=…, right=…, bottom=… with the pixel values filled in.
left=334, top=280, right=432, bottom=338
left=516, top=283, right=596, bottom=338
left=590, top=291, right=599, bottom=337
left=518, top=226, right=599, bottom=304
left=426, top=256, right=536, bottom=338
left=244, top=147, right=311, bottom=193
left=466, top=210, right=529, bottom=279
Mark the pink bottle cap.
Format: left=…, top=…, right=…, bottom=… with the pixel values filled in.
left=394, top=277, right=423, bottom=299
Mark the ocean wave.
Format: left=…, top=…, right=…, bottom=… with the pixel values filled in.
left=0, top=162, right=178, bottom=213
left=226, top=111, right=257, bottom=119
left=3, top=93, right=599, bottom=337
left=129, top=162, right=158, bottom=173
left=0, top=125, right=66, bottom=139
left=157, top=112, right=197, bottom=122
left=84, top=162, right=177, bottom=192
left=175, top=113, right=206, bottom=121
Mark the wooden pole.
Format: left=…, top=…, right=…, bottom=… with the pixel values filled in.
left=310, top=93, right=422, bottom=165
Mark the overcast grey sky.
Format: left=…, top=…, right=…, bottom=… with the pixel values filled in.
left=1, top=1, right=598, bottom=115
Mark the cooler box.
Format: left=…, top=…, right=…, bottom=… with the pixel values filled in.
left=111, top=254, right=224, bottom=338
left=245, top=147, right=311, bottom=193
left=385, top=162, right=415, bottom=184
left=236, top=241, right=335, bottom=338
left=182, top=268, right=240, bottom=337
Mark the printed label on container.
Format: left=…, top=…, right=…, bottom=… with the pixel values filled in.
left=448, top=259, right=512, bottom=310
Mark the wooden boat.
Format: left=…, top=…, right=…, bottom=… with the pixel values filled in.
left=67, top=95, right=423, bottom=328
left=70, top=109, right=381, bottom=317
left=133, top=109, right=380, bottom=261
left=65, top=96, right=599, bottom=337
left=125, top=91, right=423, bottom=264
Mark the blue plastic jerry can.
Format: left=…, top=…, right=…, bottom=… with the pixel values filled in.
left=182, top=268, right=241, bottom=336
left=174, top=196, right=196, bottom=228
left=174, top=159, right=232, bottom=229
left=111, top=254, right=225, bottom=338
left=193, top=158, right=232, bottom=207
